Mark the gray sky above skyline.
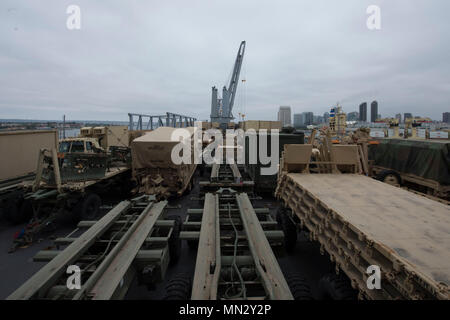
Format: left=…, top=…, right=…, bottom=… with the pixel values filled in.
left=0, top=0, right=449, bottom=122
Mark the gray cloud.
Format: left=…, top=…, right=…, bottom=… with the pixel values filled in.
left=0, top=0, right=449, bottom=121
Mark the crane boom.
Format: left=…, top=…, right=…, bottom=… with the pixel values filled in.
left=210, top=41, right=246, bottom=127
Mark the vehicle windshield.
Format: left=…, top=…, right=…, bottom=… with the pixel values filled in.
left=70, top=141, right=85, bottom=152
left=59, top=141, right=71, bottom=153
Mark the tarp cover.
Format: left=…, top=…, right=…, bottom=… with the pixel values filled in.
left=131, top=127, right=195, bottom=170
left=369, top=138, right=450, bottom=185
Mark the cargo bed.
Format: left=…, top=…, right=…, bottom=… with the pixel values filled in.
left=276, top=173, right=450, bottom=299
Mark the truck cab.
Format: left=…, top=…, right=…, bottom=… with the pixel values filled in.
left=58, top=137, right=104, bottom=156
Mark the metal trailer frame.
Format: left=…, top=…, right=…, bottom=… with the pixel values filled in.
left=9, top=149, right=131, bottom=252
left=199, top=164, right=254, bottom=193
left=128, top=112, right=197, bottom=131
left=8, top=195, right=178, bottom=300
left=181, top=189, right=292, bottom=300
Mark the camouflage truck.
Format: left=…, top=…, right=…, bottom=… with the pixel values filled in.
left=9, top=141, right=131, bottom=252
left=58, top=137, right=104, bottom=154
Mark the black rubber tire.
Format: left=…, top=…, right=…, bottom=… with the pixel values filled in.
left=376, top=170, right=401, bottom=186
left=167, top=215, right=182, bottom=265
left=163, top=273, right=192, bottom=300
left=279, top=211, right=297, bottom=252
left=286, top=273, right=313, bottom=300
left=318, top=273, right=357, bottom=300
left=75, top=193, right=102, bottom=221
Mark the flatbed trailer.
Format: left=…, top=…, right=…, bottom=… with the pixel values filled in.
left=199, top=164, right=254, bottom=193
left=9, top=150, right=132, bottom=252
left=173, top=189, right=302, bottom=300
left=8, top=195, right=181, bottom=300
left=276, top=173, right=450, bottom=300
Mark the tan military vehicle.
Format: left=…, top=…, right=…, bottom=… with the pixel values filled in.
left=58, top=137, right=104, bottom=155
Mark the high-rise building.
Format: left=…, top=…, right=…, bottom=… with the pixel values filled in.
left=347, top=111, right=359, bottom=121
left=404, top=113, right=413, bottom=122
left=443, top=112, right=450, bottom=124
left=302, top=112, right=314, bottom=125
left=359, top=103, right=367, bottom=122
left=395, top=113, right=402, bottom=123
left=323, top=112, right=330, bottom=123
left=277, top=106, right=291, bottom=127
left=293, top=113, right=303, bottom=128
left=371, top=101, right=378, bottom=122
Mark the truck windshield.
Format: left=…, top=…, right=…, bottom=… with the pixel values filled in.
left=70, top=141, right=85, bottom=152
left=59, top=141, right=71, bottom=153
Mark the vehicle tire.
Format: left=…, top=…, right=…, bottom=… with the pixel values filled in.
left=163, top=273, right=192, bottom=300
left=75, top=193, right=102, bottom=221
left=318, top=273, right=357, bottom=300
left=376, top=170, right=401, bottom=186
left=167, top=215, right=182, bottom=265
left=279, top=211, right=297, bottom=252
left=285, top=273, right=313, bottom=300
left=4, top=199, right=20, bottom=224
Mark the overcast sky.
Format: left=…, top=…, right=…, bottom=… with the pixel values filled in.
left=0, top=0, right=449, bottom=121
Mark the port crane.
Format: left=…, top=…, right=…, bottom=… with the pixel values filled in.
left=210, top=41, right=246, bottom=128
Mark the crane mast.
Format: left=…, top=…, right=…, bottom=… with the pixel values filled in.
left=210, top=41, right=246, bottom=128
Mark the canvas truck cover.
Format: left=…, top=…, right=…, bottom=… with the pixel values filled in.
left=0, top=130, right=58, bottom=181
left=131, top=127, right=195, bottom=172
left=369, top=138, right=450, bottom=185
